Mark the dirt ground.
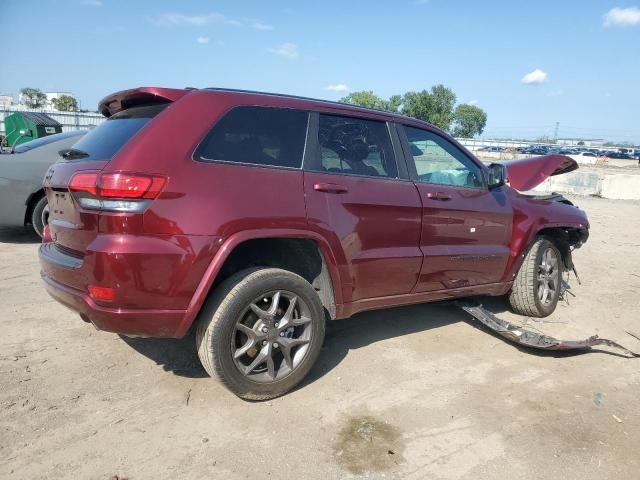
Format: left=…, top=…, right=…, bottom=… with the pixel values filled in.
left=1, top=195, right=639, bottom=480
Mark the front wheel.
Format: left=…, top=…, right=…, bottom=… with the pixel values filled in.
left=196, top=268, right=326, bottom=400
left=509, top=237, right=563, bottom=317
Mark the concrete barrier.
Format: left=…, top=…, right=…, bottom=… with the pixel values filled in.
left=532, top=172, right=602, bottom=196
left=531, top=170, right=640, bottom=200
left=601, top=174, right=640, bottom=200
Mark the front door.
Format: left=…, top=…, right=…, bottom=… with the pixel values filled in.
left=398, top=124, right=513, bottom=292
left=303, top=113, right=423, bottom=302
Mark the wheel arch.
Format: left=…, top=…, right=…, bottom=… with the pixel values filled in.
left=535, top=226, right=587, bottom=270
left=506, top=222, right=588, bottom=282
left=176, top=229, right=342, bottom=338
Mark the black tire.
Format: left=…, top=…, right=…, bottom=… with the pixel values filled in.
left=196, top=268, right=326, bottom=400
left=509, top=237, right=563, bottom=317
left=31, top=196, right=49, bottom=238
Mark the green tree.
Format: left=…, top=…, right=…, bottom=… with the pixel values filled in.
left=339, top=90, right=387, bottom=110
left=452, top=104, right=487, bottom=137
left=383, top=94, right=403, bottom=113
left=20, top=87, right=47, bottom=108
left=401, top=85, right=456, bottom=131
left=51, top=95, right=79, bottom=112
left=338, top=85, right=485, bottom=133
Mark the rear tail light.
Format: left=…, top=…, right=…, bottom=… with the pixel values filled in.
left=69, top=172, right=167, bottom=213
left=87, top=285, right=115, bottom=302
left=100, top=173, right=167, bottom=199
left=69, top=173, right=98, bottom=196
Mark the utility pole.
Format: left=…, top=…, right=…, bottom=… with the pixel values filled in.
left=553, top=122, right=559, bottom=142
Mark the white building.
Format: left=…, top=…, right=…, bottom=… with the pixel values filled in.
left=0, top=95, right=13, bottom=107
left=17, top=91, right=76, bottom=109
left=557, top=138, right=605, bottom=147
left=45, top=92, right=75, bottom=109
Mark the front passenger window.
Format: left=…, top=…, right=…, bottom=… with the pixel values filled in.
left=403, top=126, right=484, bottom=188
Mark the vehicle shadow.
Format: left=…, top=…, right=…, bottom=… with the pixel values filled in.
left=0, top=226, right=40, bottom=244
left=120, top=330, right=208, bottom=378
left=120, top=295, right=627, bottom=387
left=302, top=302, right=464, bottom=388
left=120, top=302, right=465, bottom=381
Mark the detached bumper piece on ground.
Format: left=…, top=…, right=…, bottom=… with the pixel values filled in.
left=460, top=302, right=640, bottom=358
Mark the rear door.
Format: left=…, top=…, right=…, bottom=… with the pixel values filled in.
left=303, top=112, right=422, bottom=302
left=398, top=124, right=512, bottom=292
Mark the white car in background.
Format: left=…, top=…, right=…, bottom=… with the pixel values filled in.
left=569, top=151, right=598, bottom=165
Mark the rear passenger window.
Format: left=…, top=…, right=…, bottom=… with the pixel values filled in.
left=196, top=106, right=308, bottom=168
left=310, top=114, right=398, bottom=178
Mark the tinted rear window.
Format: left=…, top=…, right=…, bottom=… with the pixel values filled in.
left=69, top=104, right=167, bottom=160
left=196, top=106, right=308, bottom=168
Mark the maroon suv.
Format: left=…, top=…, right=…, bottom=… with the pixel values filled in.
left=40, top=87, right=589, bottom=399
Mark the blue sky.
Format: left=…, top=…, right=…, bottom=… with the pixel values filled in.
left=1, top=0, right=639, bottom=142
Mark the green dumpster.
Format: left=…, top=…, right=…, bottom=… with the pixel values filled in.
left=4, top=112, right=63, bottom=148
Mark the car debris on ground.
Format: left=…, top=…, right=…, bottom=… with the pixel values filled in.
left=460, top=301, right=640, bottom=358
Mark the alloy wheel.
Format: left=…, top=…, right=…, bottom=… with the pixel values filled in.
left=537, top=247, right=559, bottom=305
left=231, top=290, right=313, bottom=383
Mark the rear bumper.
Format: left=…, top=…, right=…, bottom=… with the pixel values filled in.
left=41, top=273, right=188, bottom=338
left=38, top=233, right=219, bottom=338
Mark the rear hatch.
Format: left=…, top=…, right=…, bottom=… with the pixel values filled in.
left=44, top=103, right=168, bottom=256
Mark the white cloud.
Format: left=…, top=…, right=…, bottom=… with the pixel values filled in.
left=521, top=69, right=547, bottom=85
left=151, top=12, right=225, bottom=27
left=604, top=7, right=640, bottom=27
left=468, top=99, right=478, bottom=106
left=81, top=0, right=103, bottom=6
left=267, top=43, right=300, bottom=59
left=325, top=84, right=351, bottom=93
left=196, top=36, right=210, bottom=44
left=252, top=21, right=274, bottom=30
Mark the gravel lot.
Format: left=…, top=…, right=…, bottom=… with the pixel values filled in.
left=1, top=195, right=639, bottom=480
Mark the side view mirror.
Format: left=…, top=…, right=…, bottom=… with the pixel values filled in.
left=487, top=163, right=507, bottom=189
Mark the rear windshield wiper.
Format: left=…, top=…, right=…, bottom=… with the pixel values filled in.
left=59, top=148, right=90, bottom=160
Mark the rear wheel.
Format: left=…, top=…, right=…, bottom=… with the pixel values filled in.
left=509, top=237, right=563, bottom=317
left=31, top=196, right=49, bottom=238
left=196, top=268, right=325, bottom=400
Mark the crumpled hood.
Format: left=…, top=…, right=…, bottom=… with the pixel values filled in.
left=503, top=154, right=579, bottom=191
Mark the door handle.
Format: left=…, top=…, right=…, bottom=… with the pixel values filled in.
left=314, top=182, right=348, bottom=194
left=426, top=192, right=452, bottom=201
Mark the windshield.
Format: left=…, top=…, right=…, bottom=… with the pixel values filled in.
left=68, top=104, right=167, bottom=160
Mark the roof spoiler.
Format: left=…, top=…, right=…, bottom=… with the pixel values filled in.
left=98, top=87, right=193, bottom=117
